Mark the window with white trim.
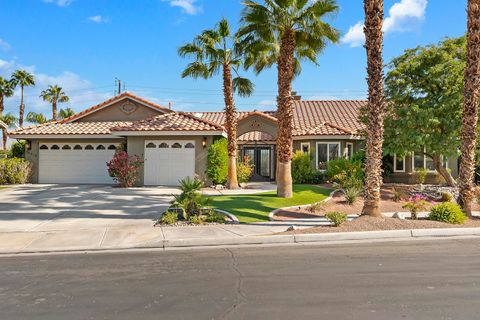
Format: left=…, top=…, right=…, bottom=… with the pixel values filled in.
left=412, top=148, right=447, bottom=171
left=393, top=154, right=405, bottom=172
left=316, top=142, right=341, bottom=170
left=300, top=142, right=310, bottom=154
left=345, top=142, right=353, bottom=159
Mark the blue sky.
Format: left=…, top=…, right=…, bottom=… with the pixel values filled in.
left=0, top=0, right=468, bottom=115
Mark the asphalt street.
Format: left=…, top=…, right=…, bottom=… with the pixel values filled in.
left=1, top=239, right=480, bottom=319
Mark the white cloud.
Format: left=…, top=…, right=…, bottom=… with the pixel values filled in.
left=43, top=0, right=73, bottom=7
left=341, top=0, right=428, bottom=48
left=0, top=59, right=111, bottom=117
left=162, top=0, right=202, bottom=15
left=0, top=38, right=11, bottom=51
left=88, top=15, right=110, bottom=24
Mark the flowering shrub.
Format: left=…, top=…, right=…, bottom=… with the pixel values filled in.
left=106, top=151, right=143, bottom=188
left=402, top=194, right=429, bottom=220
left=237, top=155, right=254, bottom=184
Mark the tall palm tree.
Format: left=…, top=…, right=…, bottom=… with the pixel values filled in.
left=362, top=0, right=386, bottom=217
left=26, top=112, right=48, bottom=125
left=59, top=107, right=76, bottom=119
left=0, top=76, right=14, bottom=117
left=39, top=85, right=69, bottom=120
left=11, top=70, right=35, bottom=127
left=178, top=18, right=254, bottom=190
left=238, top=0, right=339, bottom=198
left=0, top=113, right=17, bottom=150
left=459, top=0, right=480, bottom=217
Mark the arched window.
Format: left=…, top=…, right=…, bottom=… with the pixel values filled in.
left=172, top=143, right=182, bottom=149
left=51, top=145, right=60, bottom=150
left=159, top=142, right=169, bottom=148
left=96, top=145, right=106, bottom=150
left=107, top=144, right=117, bottom=150
left=73, top=145, right=82, bottom=150
left=40, top=145, right=48, bottom=150
left=85, top=145, right=94, bottom=150
left=184, top=143, right=195, bottom=149
left=62, top=145, right=71, bottom=150
left=146, top=142, right=156, bottom=148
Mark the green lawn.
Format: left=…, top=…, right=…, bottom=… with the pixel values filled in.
left=211, top=184, right=332, bottom=223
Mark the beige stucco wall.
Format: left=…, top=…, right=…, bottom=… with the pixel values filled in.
left=237, top=115, right=278, bottom=139
left=77, top=98, right=166, bottom=122
left=127, top=135, right=217, bottom=186
left=25, top=140, right=39, bottom=183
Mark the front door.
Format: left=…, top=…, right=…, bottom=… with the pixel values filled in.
left=243, top=146, right=272, bottom=180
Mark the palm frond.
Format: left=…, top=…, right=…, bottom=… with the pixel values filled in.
left=233, top=76, right=255, bottom=97
left=26, top=112, right=48, bottom=125
left=181, top=62, right=210, bottom=79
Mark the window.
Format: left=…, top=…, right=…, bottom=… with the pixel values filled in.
left=159, top=142, right=169, bottom=148
left=85, top=145, right=94, bottom=150
left=345, top=143, right=354, bottom=159
left=108, top=145, right=117, bottom=150
left=393, top=154, right=405, bottom=172
left=146, top=142, right=156, bottom=148
left=172, top=143, right=182, bottom=148
left=62, top=145, right=71, bottom=150
left=412, top=148, right=447, bottom=171
left=51, top=145, right=59, bottom=150
left=73, top=145, right=82, bottom=150
left=316, top=142, right=341, bottom=170
left=96, top=145, right=106, bottom=150
left=40, top=145, right=48, bottom=150
left=300, top=142, right=310, bottom=153
left=185, top=143, right=195, bottom=149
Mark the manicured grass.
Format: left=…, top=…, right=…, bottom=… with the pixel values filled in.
left=211, top=184, right=332, bottom=223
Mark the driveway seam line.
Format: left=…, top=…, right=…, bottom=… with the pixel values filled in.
left=99, top=227, right=108, bottom=248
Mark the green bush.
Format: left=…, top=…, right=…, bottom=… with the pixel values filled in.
left=440, top=192, right=453, bottom=202
left=344, top=186, right=362, bottom=205
left=325, top=211, right=348, bottom=227
left=414, top=167, right=428, bottom=185
left=237, top=155, right=254, bottom=184
left=326, top=158, right=364, bottom=189
left=171, top=177, right=211, bottom=219
left=188, top=215, right=205, bottom=225
left=10, top=140, right=26, bottom=158
left=306, top=171, right=326, bottom=184
left=292, top=151, right=315, bottom=184
left=204, top=211, right=226, bottom=223
left=161, top=211, right=178, bottom=225
left=207, top=138, right=228, bottom=185
left=0, top=158, right=32, bottom=184
left=429, top=202, right=466, bottom=224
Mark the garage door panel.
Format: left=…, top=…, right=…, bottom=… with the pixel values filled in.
left=144, top=140, right=196, bottom=186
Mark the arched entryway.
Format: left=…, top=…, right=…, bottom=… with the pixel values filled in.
left=236, top=112, right=278, bottom=181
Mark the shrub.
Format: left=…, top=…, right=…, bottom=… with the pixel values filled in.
left=161, top=211, right=178, bottom=225
left=402, top=194, right=429, bottom=220
left=204, top=211, right=226, bottom=224
left=391, top=187, right=403, bottom=202
left=306, top=171, right=326, bottom=184
left=188, top=214, right=205, bottom=225
left=207, top=138, right=228, bottom=185
left=414, top=167, right=428, bottom=185
left=325, top=211, right=348, bottom=227
left=292, top=151, right=314, bottom=184
left=344, top=186, right=362, bottom=205
left=326, top=158, right=364, bottom=190
left=0, top=158, right=32, bottom=184
left=440, top=192, right=453, bottom=202
left=237, top=155, right=254, bottom=184
left=308, top=202, right=324, bottom=213
left=10, top=140, right=26, bottom=158
left=429, top=202, right=466, bottom=224
left=106, top=151, right=143, bottom=188
left=171, top=177, right=211, bottom=219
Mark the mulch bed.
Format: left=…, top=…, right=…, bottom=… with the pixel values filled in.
left=285, top=215, right=480, bottom=234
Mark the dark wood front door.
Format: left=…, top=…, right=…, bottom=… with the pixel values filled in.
left=243, top=146, right=273, bottom=181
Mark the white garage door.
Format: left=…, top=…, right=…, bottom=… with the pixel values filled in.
left=39, top=142, right=117, bottom=184
left=144, top=140, right=196, bottom=186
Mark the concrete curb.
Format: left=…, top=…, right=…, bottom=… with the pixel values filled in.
left=269, top=189, right=339, bottom=221
left=214, top=209, right=240, bottom=224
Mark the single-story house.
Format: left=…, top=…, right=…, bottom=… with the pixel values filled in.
left=9, top=92, right=458, bottom=186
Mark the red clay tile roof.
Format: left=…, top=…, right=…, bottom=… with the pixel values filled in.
left=238, top=131, right=275, bottom=142
left=238, top=111, right=278, bottom=123
left=9, top=121, right=132, bottom=136
left=190, top=111, right=277, bottom=126
left=111, top=112, right=224, bottom=132
left=62, top=92, right=172, bottom=123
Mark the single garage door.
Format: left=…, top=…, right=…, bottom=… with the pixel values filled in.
left=144, top=140, right=195, bottom=186
left=38, top=142, right=117, bottom=184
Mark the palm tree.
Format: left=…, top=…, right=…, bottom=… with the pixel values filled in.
left=11, top=70, right=35, bottom=127
left=26, top=112, right=48, bottom=125
left=178, top=18, right=254, bottom=190
left=361, top=0, right=386, bottom=217
left=238, top=0, right=339, bottom=198
left=0, top=76, right=14, bottom=117
left=0, top=113, right=17, bottom=150
left=39, top=85, right=69, bottom=120
left=58, top=107, right=76, bottom=119
left=459, top=0, right=480, bottom=217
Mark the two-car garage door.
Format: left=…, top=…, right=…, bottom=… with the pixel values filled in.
left=144, top=140, right=196, bottom=186
left=39, top=142, right=117, bottom=184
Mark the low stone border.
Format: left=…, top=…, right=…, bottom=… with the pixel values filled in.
left=214, top=209, right=239, bottom=224
left=269, top=189, right=339, bottom=221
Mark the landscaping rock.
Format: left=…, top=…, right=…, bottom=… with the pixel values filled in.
left=392, top=212, right=406, bottom=220
left=286, top=225, right=299, bottom=232
left=410, top=185, right=459, bottom=202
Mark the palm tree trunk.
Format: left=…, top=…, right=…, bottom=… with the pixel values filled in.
left=223, top=63, right=239, bottom=190
left=432, top=154, right=457, bottom=187
left=52, top=100, right=57, bottom=120
left=19, top=85, right=24, bottom=127
left=1, top=128, right=6, bottom=151
left=0, top=93, right=4, bottom=115
left=276, top=29, right=296, bottom=198
left=459, top=0, right=480, bottom=217
left=362, top=0, right=386, bottom=217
